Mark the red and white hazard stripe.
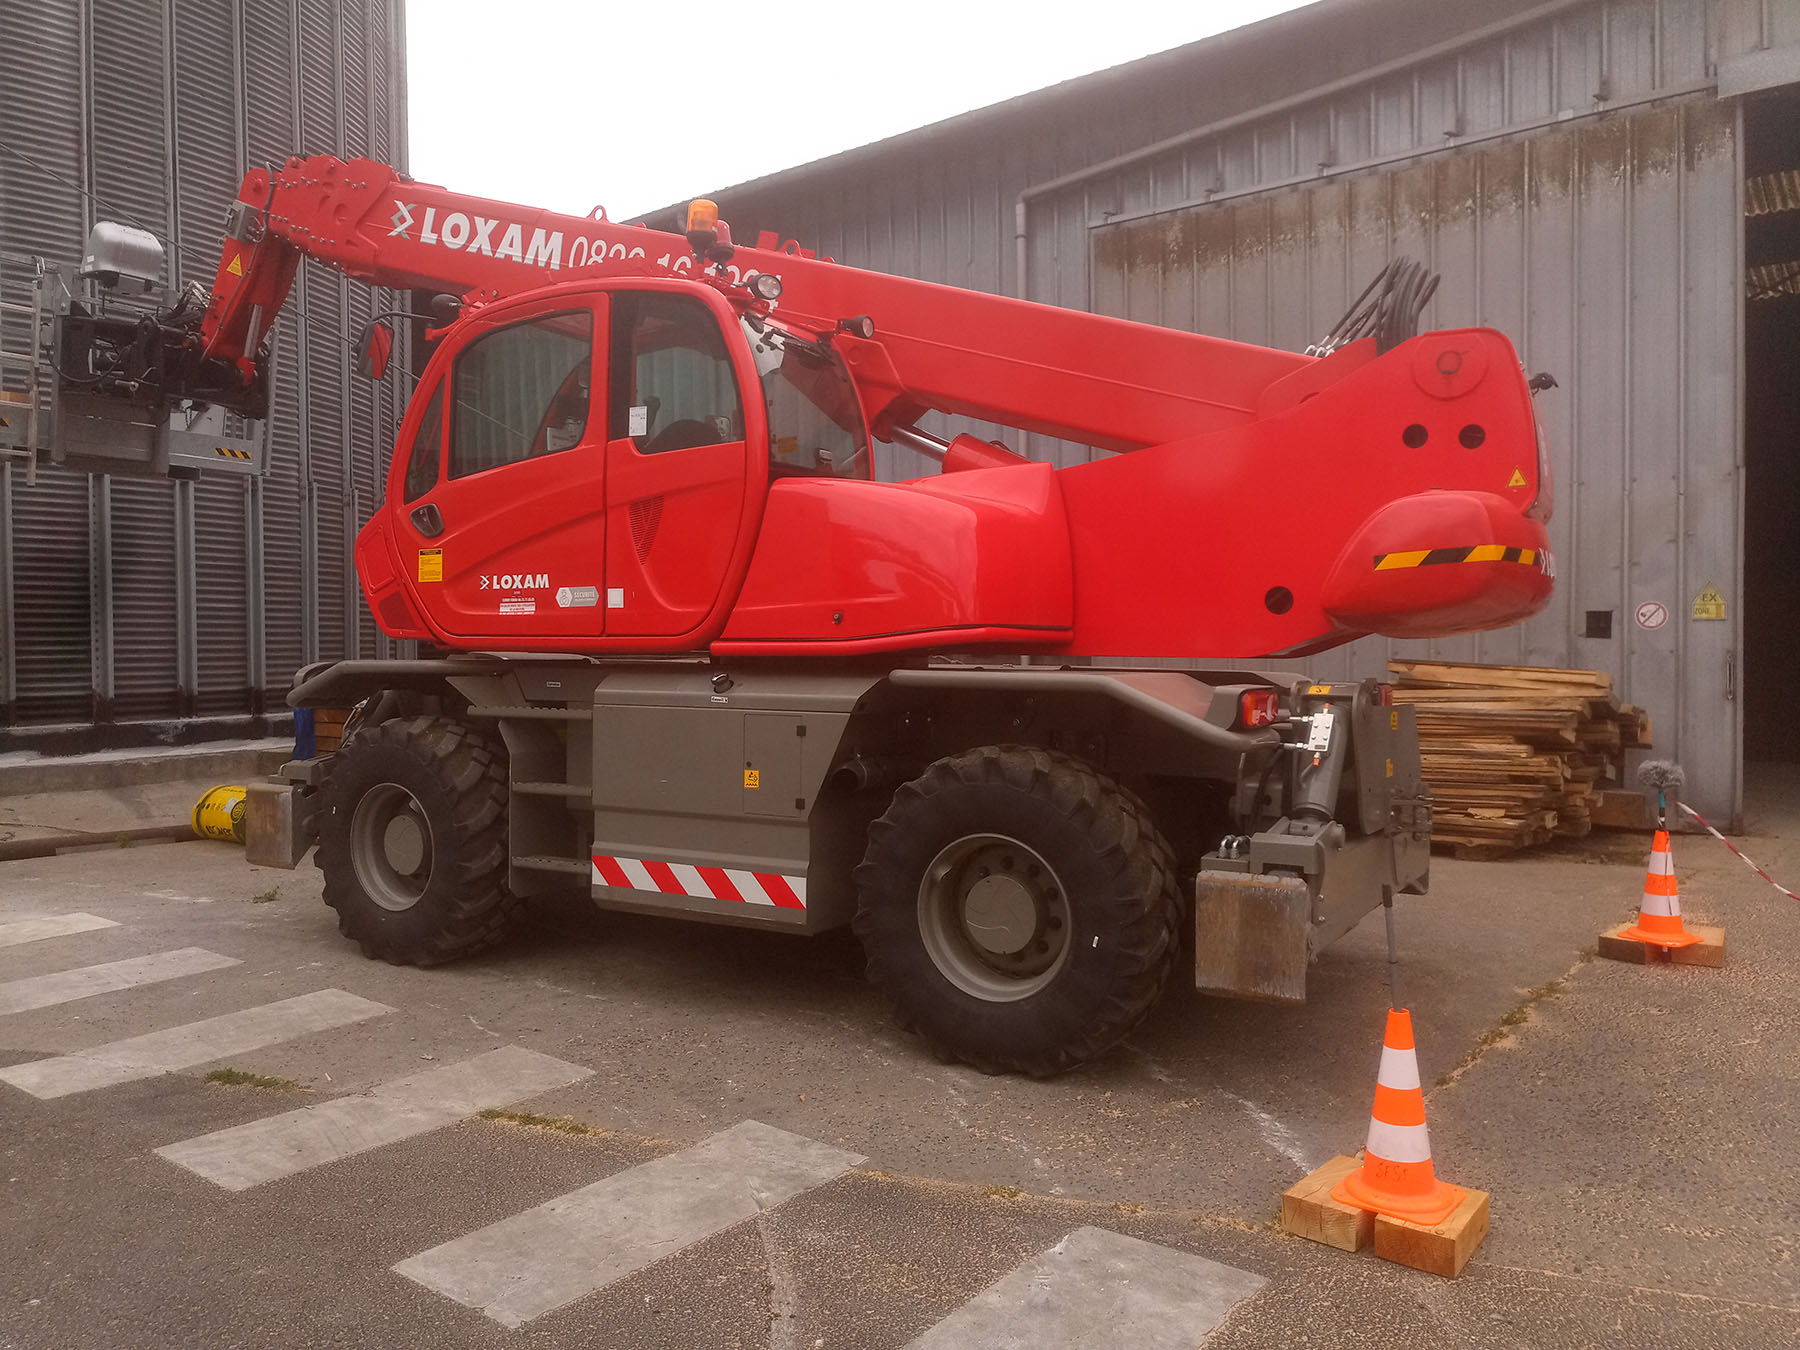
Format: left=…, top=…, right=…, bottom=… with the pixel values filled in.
left=591, top=854, right=806, bottom=910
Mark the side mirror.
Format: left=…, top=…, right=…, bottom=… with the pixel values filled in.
left=352, top=319, right=393, bottom=381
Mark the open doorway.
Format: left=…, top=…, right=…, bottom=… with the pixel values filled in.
left=1742, top=85, right=1800, bottom=820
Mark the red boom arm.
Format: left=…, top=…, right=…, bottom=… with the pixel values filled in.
left=202, top=156, right=1307, bottom=452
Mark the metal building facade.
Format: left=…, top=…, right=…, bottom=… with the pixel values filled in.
left=681, top=0, right=1798, bottom=825
left=0, top=0, right=407, bottom=740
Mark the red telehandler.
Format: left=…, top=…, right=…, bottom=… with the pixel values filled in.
left=63, top=154, right=1554, bottom=1075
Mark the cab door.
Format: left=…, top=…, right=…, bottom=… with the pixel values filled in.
left=603, top=288, right=758, bottom=641
left=396, top=296, right=608, bottom=642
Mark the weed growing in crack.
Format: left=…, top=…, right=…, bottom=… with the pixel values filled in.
left=205, top=1067, right=301, bottom=1090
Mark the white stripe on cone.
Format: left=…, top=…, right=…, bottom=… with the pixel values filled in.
left=1639, top=890, right=1680, bottom=917
left=1647, top=850, right=1674, bottom=876
left=1365, top=1117, right=1433, bottom=1165
left=1376, top=1045, right=1421, bottom=1091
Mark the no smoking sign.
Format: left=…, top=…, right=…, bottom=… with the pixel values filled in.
left=1635, top=601, right=1668, bottom=630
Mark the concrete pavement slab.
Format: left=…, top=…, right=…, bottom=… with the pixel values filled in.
left=0, top=784, right=1796, bottom=1346
left=905, top=1224, right=1266, bottom=1349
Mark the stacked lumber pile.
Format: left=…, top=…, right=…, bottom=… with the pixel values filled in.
left=1386, top=661, right=1652, bottom=858
left=312, top=707, right=352, bottom=754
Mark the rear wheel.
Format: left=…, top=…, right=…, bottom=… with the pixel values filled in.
left=854, top=745, right=1181, bottom=1077
left=318, top=715, right=520, bottom=965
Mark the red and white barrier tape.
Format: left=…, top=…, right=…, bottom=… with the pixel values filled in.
left=1676, top=802, right=1800, bottom=902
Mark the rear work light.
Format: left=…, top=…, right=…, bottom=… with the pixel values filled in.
left=1239, top=690, right=1281, bottom=728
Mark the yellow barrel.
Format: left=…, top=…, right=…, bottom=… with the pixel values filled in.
left=193, top=784, right=249, bottom=844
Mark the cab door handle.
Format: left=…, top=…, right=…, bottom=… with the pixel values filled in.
left=410, top=502, right=444, bottom=537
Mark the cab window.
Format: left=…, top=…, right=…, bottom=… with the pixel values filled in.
left=449, top=310, right=592, bottom=479
left=754, top=328, right=869, bottom=479
left=401, top=382, right=444, bottom=502
left=608, top=293, right=742, bottom=453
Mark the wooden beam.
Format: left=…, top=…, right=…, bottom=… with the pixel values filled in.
left=1281, top=1155, right=1375, bottom=1253
left=1373, top=1187, right=1490, bottom=1278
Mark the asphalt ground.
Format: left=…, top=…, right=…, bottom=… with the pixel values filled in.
left=1, top=770, right=1797, bottom=1348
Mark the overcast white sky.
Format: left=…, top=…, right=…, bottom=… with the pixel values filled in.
left=406, top=1, right=1314, bottom=222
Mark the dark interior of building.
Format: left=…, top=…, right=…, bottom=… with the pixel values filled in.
left=1742, top=85, right=1800, bottom=769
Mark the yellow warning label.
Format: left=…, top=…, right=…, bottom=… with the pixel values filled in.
left=416, top=548, right=442, bottom=583
left=1386, top=757, right=1395, bottom=779
left=1691, top=582, right=1726, bottom=621
left=1507, top=467, right=1527, bottom=488
left=1307, top=684, right=1332, bottom=696
left=1390, top=710, right=1399, bottom=732
left=744, top=769, right=761, bottom=789
left=225, top=252, right=243, bottom=277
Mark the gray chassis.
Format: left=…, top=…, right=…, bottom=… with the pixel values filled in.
left=247, top=656, right=1431, bottom=1004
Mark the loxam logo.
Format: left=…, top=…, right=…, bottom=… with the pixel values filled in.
left=388, top=201, right=564, bottom=271
left=478, top=573, right=550, bottom=591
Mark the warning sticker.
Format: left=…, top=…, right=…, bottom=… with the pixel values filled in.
left=1507, top=467, right=1527, bottom=488
left=744, top=769, right=761, bottom=789
left=416, top=549, right=442, bottom=583
left=225, top=252, right=243, bottom=277
left=555, top=585, right=599, bottom=609
left=1307, top=684, right=1332, bottom=695
left=1691, top=583, right=1726, bottom=621
left=499, top=597, right=536, bottom=616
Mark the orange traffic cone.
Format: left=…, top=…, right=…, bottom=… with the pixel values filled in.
left=1617, top=829, right=1702, bottom=949
left=1332, top=1008, right=1464, bottom=1226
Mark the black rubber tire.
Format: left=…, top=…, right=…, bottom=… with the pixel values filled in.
left=318, top=715, right=521, bottom=965
left=853, top=745, right=1182, bottom=1077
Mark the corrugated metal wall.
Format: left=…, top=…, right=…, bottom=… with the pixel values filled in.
left=700, top=0, right=1790, bottom=823
left=0, top=0, right=406, bottom=736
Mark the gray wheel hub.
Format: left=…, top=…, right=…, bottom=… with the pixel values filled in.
left=918, top=834, right=1072, bottom=1001
left=350, top=782, right=435, bottom=913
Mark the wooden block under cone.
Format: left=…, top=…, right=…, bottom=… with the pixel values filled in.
left=1280, top=1154, right=1374, bottom=1253
left=1596, top=921, right=1727, bottom=968
left=1374, top=1187, right=1490, bottom=1277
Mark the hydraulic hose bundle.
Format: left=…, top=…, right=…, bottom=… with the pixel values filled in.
left=1310, top=257, right=1442, bottom=356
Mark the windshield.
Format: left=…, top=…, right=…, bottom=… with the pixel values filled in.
left=746, top=319, right=870, bottom=479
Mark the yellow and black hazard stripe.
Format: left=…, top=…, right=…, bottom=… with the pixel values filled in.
left=212, top=446, right=254, bottom=461
left=1373, top=545, right=1537, bottom=571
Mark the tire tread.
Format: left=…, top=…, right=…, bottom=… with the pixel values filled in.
left=319, top=715, right=521, bottom=966
left=854, top=744, right=1181, bottom=1077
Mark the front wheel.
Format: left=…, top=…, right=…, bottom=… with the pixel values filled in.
left=853, top=745, right=1181, bottom=1077
left=318, top=715, right=521, bottom=965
